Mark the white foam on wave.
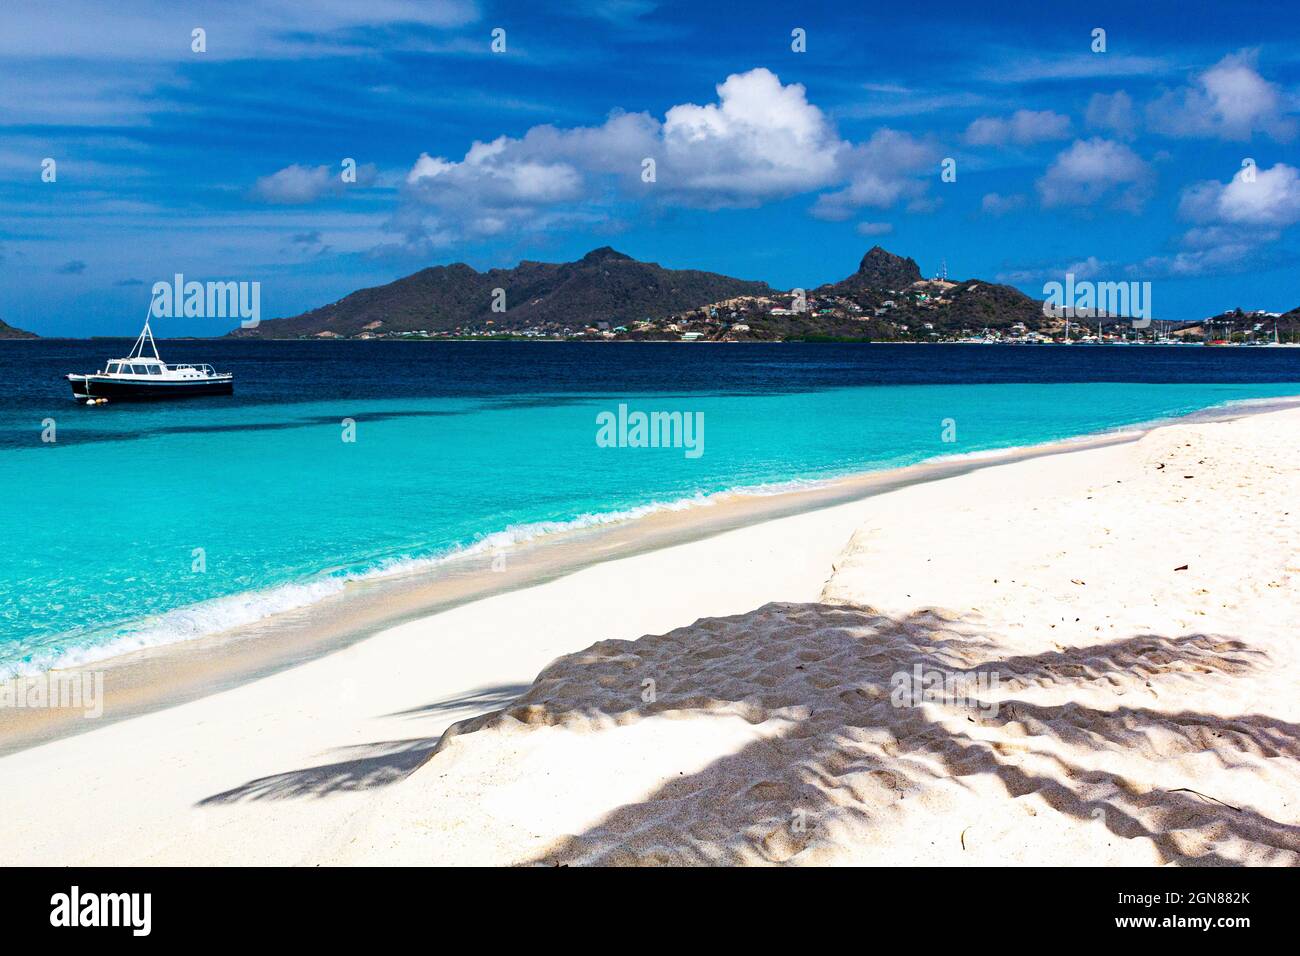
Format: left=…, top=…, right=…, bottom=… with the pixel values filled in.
left=7, top=480, right=850, bottom=677
left=349, top=478, right=842, bottom=586
left=5, top=577, right=349, bottom=678
left=16, top=392, right=1290, bottom=678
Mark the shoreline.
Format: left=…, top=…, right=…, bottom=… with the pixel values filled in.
left=3, top=392, right=1298, bottom=757
left=0, top=401, right=1295, bottom=864
left=334, top=404, right=1299, bottom=866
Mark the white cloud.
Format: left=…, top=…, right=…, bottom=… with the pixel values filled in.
left=809, top=129, right=937, bottom=221
left=405, top=69, right=844, bottom=221
left=253, top=162, right=377, bottom=204
left=856, top=221, right=893, bottom=236
left=1166, top=161, right=1300, bottom=276
left=1036, top=138, right=1152, bottom=211
left=977, top=53, right=1173, bottom=84
left=656, top=70, right=845, bottom=201
left=398, top=68, right=934, bottom=243
left=1135, top=245, right=1263, bottom=279
left=965, top=109, right=1072, bottom=146
left=409, top=146, right=584, bottom=204
left=837, top=87, right=991, bottom=120
left=1005, top=161, right=1298, bottom=283
left=0, top=137, right=152, bottom=182
left=253, top=165, right=336, bottom=204
left=997, top=255, right=1109, bottom=285
left=1147, top=51, right=1296, bottom=141
left=1180, top=223, right=1279, bottom=249
left=0, top=1, right=479, bottom=60
left=399, top=111, right=655, bottom=242
left=1062, top=255, right=1109, bottom=280
left=1179, top=162, right=1300, bottom=227
left=981, top=192, right=1026, bottom=216
left=1085, top=91, right=1139, bottom=140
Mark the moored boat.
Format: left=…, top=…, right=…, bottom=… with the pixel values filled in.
left=67, top=314, right=233, bottom=401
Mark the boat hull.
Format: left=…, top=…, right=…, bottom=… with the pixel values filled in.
left=69, top=376, right=234, bottom=401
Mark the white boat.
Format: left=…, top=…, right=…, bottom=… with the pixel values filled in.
left=67, top=314, right=233, bottom=401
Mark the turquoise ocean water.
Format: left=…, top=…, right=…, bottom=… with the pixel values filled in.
left=1, top=340, right=1297, bottom=675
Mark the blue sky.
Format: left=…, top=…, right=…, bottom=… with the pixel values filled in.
left=2, top=0, right=1298, bottom=336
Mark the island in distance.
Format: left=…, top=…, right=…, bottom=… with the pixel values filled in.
left=0, top=317, right=38, bottom=339
left=223, top=244, right=1296, bottom=345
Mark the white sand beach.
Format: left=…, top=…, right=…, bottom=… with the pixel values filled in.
left=2, top=406, right=1297, bottom=866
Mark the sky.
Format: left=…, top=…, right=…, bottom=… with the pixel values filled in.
left=2, top=0, right=1298, bottom=336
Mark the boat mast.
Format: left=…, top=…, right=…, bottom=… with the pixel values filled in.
left=129, top=302, right=162, bottom=360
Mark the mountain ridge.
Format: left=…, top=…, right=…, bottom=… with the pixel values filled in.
left=821, top=246, right=923, bottom=294
left=225, top=247, right=1298, bottom=342
left=0, top=318, right=38, bottom=339
left=232, top=249, right=771, bottom=339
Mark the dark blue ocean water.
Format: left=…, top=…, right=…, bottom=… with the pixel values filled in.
left=2, top=339, right=1298, bottom=673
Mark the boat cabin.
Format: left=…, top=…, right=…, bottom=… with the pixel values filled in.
left=104, top=358, right=165, bottom=376
left=100, top=357, right=216, bottom=379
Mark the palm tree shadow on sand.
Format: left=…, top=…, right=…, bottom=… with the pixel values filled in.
left=418, top=602, right=1300, bottom=866
left=196, top=683, right=528, bottom=803
left=194, top=603, right=1299, bottom=865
